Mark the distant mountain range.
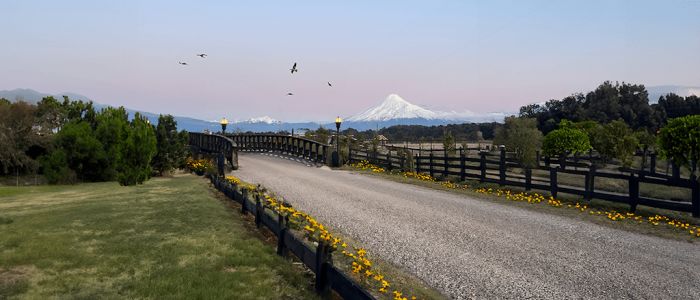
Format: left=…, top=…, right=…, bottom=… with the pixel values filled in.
left=2, top=85, right=697, bottom=132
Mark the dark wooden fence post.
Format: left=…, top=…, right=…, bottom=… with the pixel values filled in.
left=460, top=151, right=466, bottom=182
left=499, top=145, right=506, bottom=186
left=386, top=152, right=392, bottom=171
left=255, top=194, right=262, bottom=228
left=315, top=242, right=331, bottom=295
left=629, top=173, right=640, bottom=212
left=348, top=146, right=353, bottom=164
left=692, top=175, right=699, bottom=218
left=585, top=164, right=596, bottom=201
left=479, top=151, right=486, bottom=183
left=429, top=153, right=434, bottom=178
left=443, top=149, right=449, bottom=178
left=277, top=214, right=288, bottom=257
left=672, top=161, right=680, bottom=179
left=550, top=167, right=558, bottom=198
left=650, top=152, right=657, bottom=175
left=400, top=151, right=406, bottom=171
left=416, top=154, right=421, bottom=173
left=241, top=189, right=248, bottom=215
left=525, top=167, right=532, bottom=191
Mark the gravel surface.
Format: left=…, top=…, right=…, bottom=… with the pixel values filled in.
left=234, top=153, right=700, bottom=300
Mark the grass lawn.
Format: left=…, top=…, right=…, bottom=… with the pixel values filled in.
left=0, top=174, right=317, bottom=299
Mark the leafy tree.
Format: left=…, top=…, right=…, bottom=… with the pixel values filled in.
left=658, top=115, right=700, bottom=176
left=442, top=130, right=456, bottom=155
left=493, top=117, right=543, bottom=168
left=117, top=113, right=157, bottom=185
left=53, top=121, right=110, bottom=181
left=39, top=149, right=76, bottom=184
left=0, top=101, right=41, bottom=175
left=542, top=126, right=591, bottom=158
left=152, top=115, right=187, bottom=175
left=634, top=129, right=657, bottom=151
left=36, top=96, right=66, bottom=134
left=94, top=107, right=130, bottom=180
left=589, top=120, right=639, bottom=167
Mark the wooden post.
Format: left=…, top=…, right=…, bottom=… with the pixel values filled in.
left=416, top=154, right=421, bottom=173
left=241, top=189, right=248, bottom=215
left=400, top=151, right=406, bottom=171
left=277, top=214, right=288, bottom=257
left=692, top=175, right=699, bottom=218
left=550, top=167, right=558, bottom=198
left=429, top=153, right=434, bottom=178
left=499, top=145, right=506, bottom=186
left=649, top=152, right=657, bottom=175
left=672, top=161, right=680, bottom=179
left=443, top=149, right=449, bottom=178
left=629, top=174, right=640, bottom=212
left=315, top=242, right=331, bottom=295
left=460, top=151, right=466, bottom=182
left=479, top=151, right=486, bottom=183
left=255, top=194, right=262, bottom=228
left=585, top=164, right=596, bottom=201
left=386, top=152, right=392, bottom=171
left=525, top=167, right=532, bottom=191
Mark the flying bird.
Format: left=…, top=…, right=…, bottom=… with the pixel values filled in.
left=287, top=92, right=294, bottom=96
left=327, top=82, right=332, bottom=87
left=290, top=62, right=298, bottom=74
left=178, top=61, right=188, bottom=65
left=197, top=53, right=207, bottom=58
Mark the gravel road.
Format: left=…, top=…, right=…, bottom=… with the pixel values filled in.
left=234, top=152, right=700, bottom=299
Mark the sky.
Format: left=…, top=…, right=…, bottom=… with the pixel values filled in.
left=2, top=0, right=699, bottom=122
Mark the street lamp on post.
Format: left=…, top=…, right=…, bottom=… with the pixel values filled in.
left=219, top=117, right=228, bottom=134
left=334, top=116, right=342, bottom=167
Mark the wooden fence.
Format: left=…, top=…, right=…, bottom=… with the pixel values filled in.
left=209, top=175, right=376, bottom=300
left=227, top=134, right=330, bottom=164
left=349, top=147, right=700, bottom=217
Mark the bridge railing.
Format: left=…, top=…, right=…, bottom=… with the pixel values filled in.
left=189, top=132, right=238, bottom=169
left=227, top=134, right=330, bottom=164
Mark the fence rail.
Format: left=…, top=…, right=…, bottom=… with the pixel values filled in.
left=349, top=147, right=700, bottom=217
left=227, top=133, right=330, bottom=164
left=209, top=175, right=377, bottom=300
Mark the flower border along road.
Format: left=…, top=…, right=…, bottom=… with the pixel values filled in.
left=351, top=160, right=700, bottom=239
left=224, top=175, right=417, bottom=300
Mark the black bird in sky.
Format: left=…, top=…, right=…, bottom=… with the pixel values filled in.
left=327, top=82, right=332, bottom=87
left=287, top=92, right=294, bottom=96
left=197, top=53, right=207, bottom=58
left=178, top=61, right=188, bottom=65
left=290, top=62, right=298, bottom=74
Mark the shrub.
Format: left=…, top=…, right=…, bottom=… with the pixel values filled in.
left=658, top=115, right=700, bottom=175
left=542, top=127, right=591, bottom=157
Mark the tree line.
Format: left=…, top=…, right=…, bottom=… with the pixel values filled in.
left=519, top=81, right=700, bottom=134
left=0, top=96, right=189, bottom=185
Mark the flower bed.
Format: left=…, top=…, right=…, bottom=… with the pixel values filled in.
left=186, top=158, right=213, bottom=175
left=224, top=175, right=415, bottom=299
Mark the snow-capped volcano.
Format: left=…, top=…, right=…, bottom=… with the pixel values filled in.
left=347, top=94, right=439, bottom=121
left=345, top=94, right=507, bottom=126
left=237, top=116, right=280, bottom=124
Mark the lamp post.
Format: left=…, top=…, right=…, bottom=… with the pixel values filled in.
left=334, top=116, right=342, bottom=167
left=219, top=117, right=228, bottom=134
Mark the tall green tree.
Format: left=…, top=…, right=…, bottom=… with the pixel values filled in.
left=117, top=113, right=157, bottom=185
left=94, top=107, right=130, bottom=180
left=588, top=120, right=639, bottom=167
left=442, top=130, right=456, bottom=155
left=658, top=115, right=700, bottom=176
left=151, top=114, right=187, bottom=175
left=493, top=117, right=543, bottom=168
left=0, top=101, right=41, bottom=176
left=52, top=121, right=109, bottom=181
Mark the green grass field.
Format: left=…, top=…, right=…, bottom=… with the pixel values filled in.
left=0, top=174, right=317, bottom=299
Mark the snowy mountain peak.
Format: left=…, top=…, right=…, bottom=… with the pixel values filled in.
left=347, top=94, right=438, bottom=122
left=240, top=116, right=280, bottom=124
